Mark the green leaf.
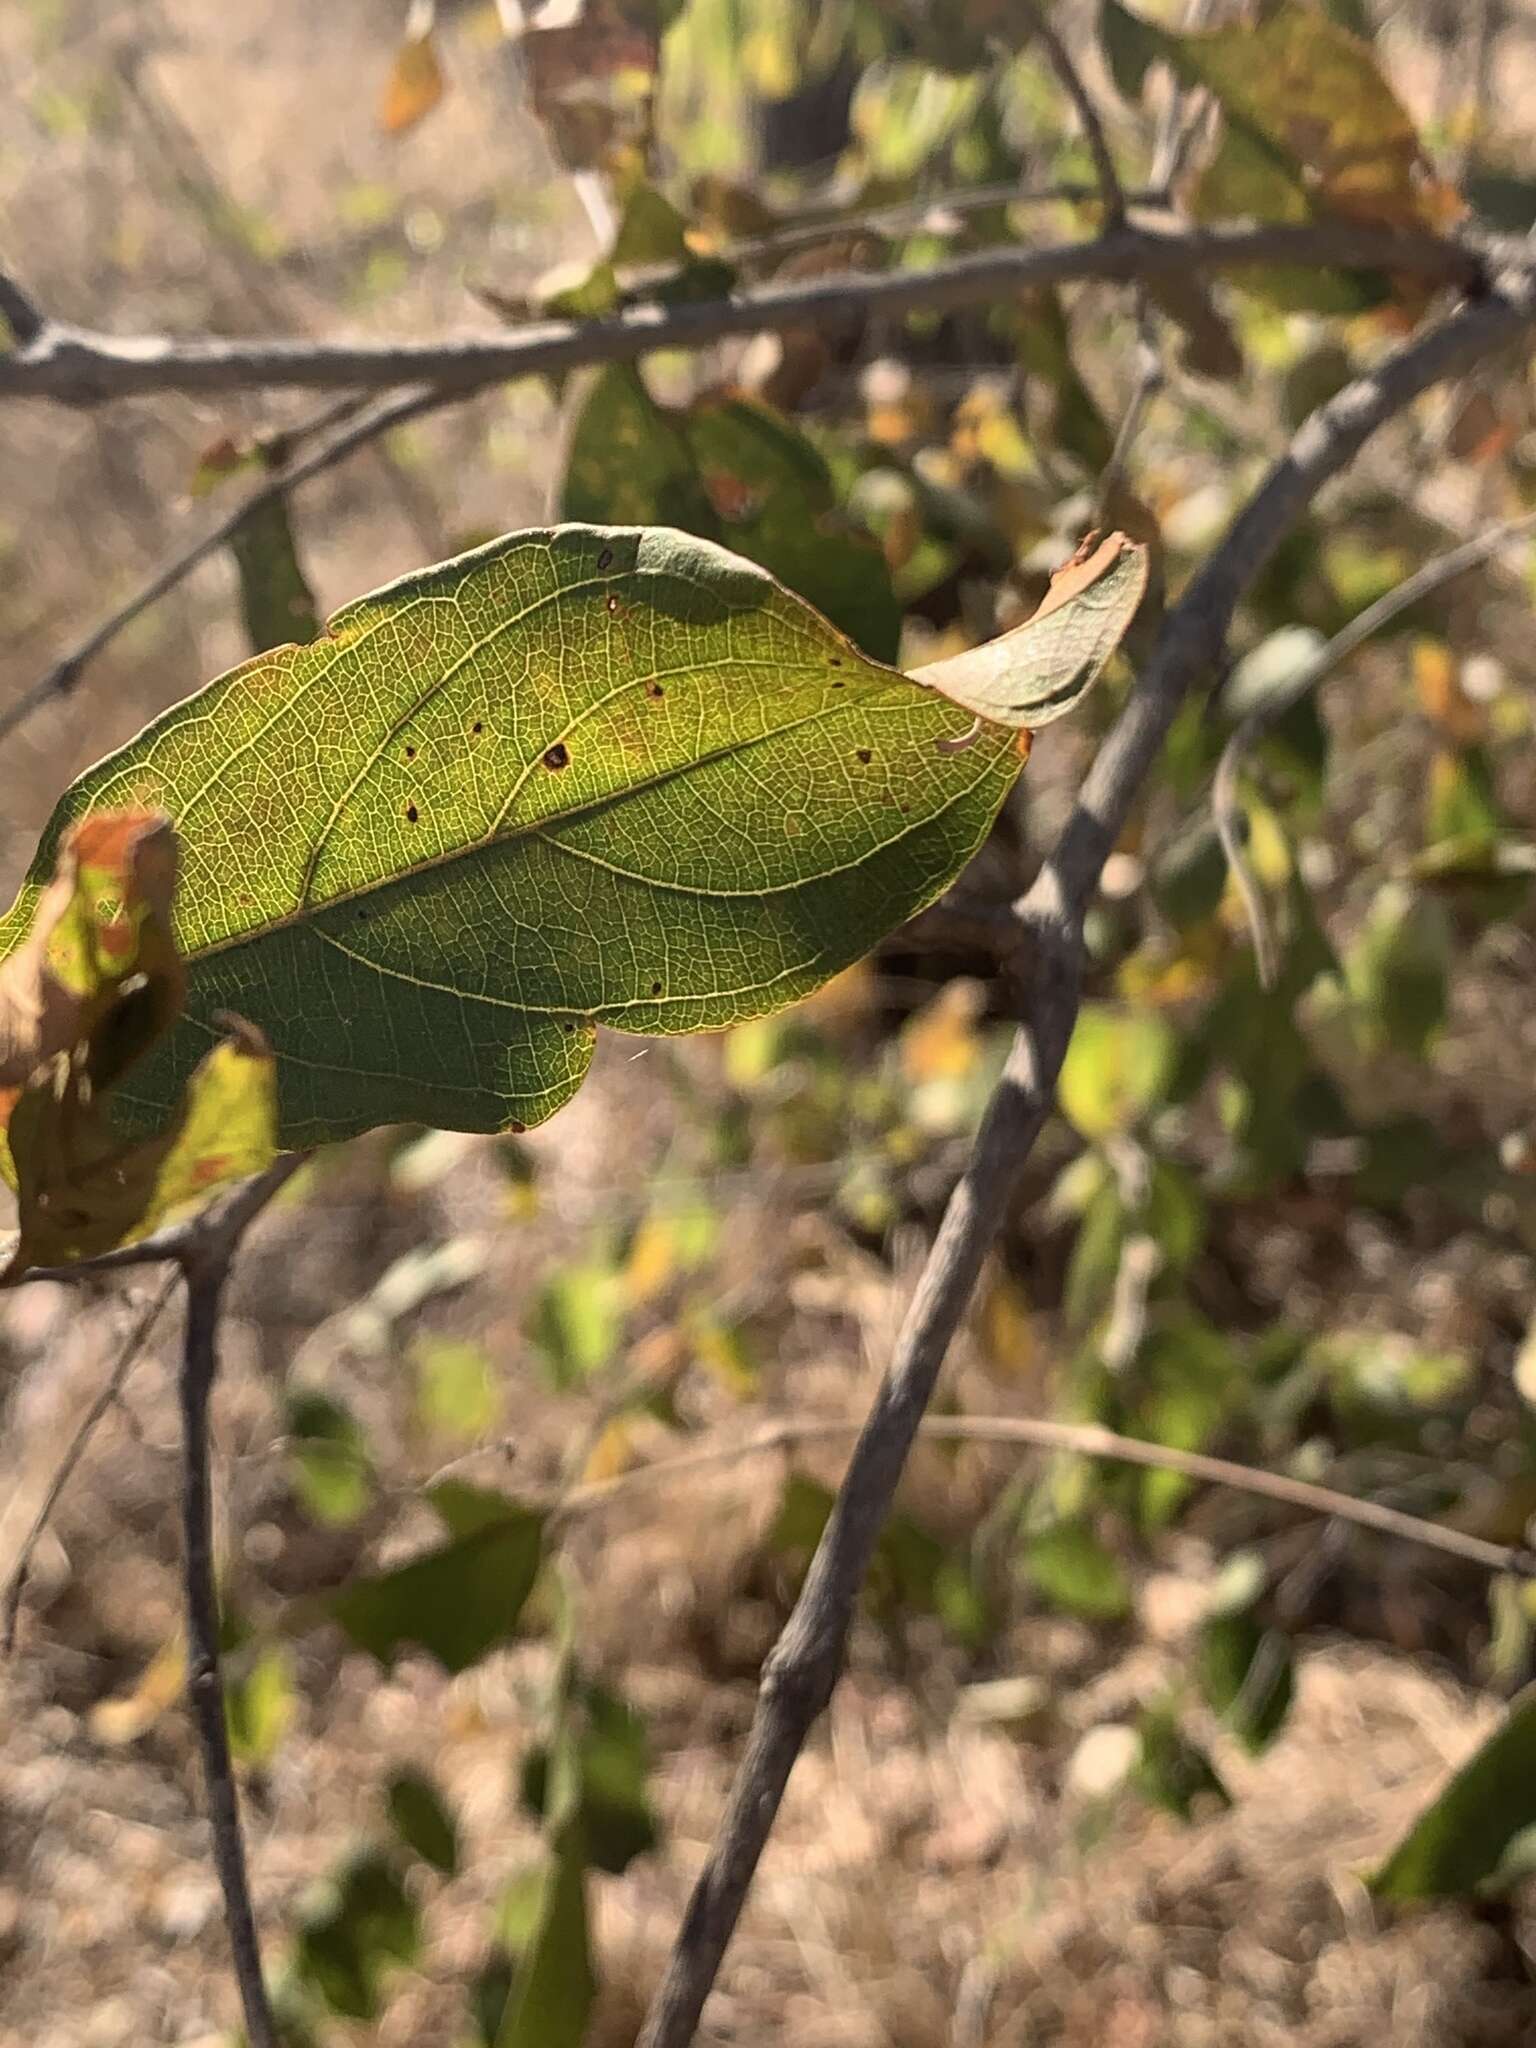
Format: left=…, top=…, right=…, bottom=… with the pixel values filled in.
left=294, top=1848, right=419, bottom=2022
left=1021, top=1517, right=1132, bottom=1622
left=286, top=1390, right=374, bottom=1527
left=328, top=1486, right=543, bottom=1674
left=496, top=1735, right=596, bottom=2048
left=529, top=1257, right=622, bottom=1390
left=563, top=375, right=902, bottom=660
left=1058, top=1004, right=1176, bottom=1140
left=1343, top=883, right=1451, bottom=1056
left=520, top=1681, right=661, bottom=1876
left=225, top=1645, right=295, bottom=1769
left=386, top=1767, right=461, bottom=1876
left=1132, top=1705, right=1232, bottom=1823
left=1196, top=1554, right=1294, bottom=1755
left=1372, top=1687, right=1536, bottom=1899
left=1, top=527, right=1019, bottom=1150
left=231, top=493, right=320, bottom=655
left=414, top=1335, right=501, bottom=1441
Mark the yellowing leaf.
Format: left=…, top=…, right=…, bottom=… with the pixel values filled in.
left=1058, top=1003, right=1176, bottom=1140
left=380, top=32, right=445, bottom=136
left=89, top=1634, right=186, bottom=1745
left=4, top=1018, right=277, bottom=1280
left=0, top=809, right=181, bottom=1106
left=900, top=976, right=986, bottom=1085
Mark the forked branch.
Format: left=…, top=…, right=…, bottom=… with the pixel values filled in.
left=635, top=261, right=1536, bottom=2048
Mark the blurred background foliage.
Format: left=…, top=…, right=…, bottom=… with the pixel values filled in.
left=8, top=2, right=1536, bottom=2044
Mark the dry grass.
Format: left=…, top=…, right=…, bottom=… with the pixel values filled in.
left=6, top=4, right=1536, bottom=2045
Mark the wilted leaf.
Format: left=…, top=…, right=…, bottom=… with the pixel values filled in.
left=380, top=31, right=445, bottom=136
left=1372, top=1687, right=1536, bottom=1898
left=0, top=527, right=1033, bottom=1149
left=1107, top=0, right=1459, bottom=233
left=4, top=1017, right=277, bottom=1280
left=386, top=1767, right=460, bottom=1876
left=908, top=531, right=1149, bottom=732
left=328, top=1484, right=543, bottom=1673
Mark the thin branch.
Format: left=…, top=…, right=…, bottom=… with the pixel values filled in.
left=1213, top=503, right=1536, bottom=985
left=636, top=259, right=1536, bottom=2048
left=0, top=264, right=45, bottom=348
left=1096, top=291, right=1165, bottom=520
left=1014, top=0, right=1127, bottom=225
left=179, top=1251, right=275, bottom=2048
left=11, top=1153, right=309, bottom=1283
left=1, top=1273, right=178, bottom=1654
left=562, top=1411, right=1536, bottom=1580
left=0, top=388, right=443, bottom=744
left=0, top=222, right=1504, bottom=408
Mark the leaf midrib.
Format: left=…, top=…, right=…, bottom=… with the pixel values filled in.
left=184, top=685, right=987, bottom=969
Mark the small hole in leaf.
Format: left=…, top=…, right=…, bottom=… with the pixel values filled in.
left=543, top=742, right=570, bottom=771
left=605, top=593, right=620, bottom=614
left=597, top=546, right=614, bottom=571
left=650, top=980, right=663, bottom=996
left=856, top=748, right=873, bottom=765
left=405, top=802, right=420, bottom=823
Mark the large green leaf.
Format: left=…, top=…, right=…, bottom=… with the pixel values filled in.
left=1371, top=1687, right=1536, bottom=1899
left=0, top=526, right=1022, bottom=1149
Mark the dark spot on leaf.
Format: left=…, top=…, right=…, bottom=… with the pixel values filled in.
left=543, top=742, right=570, bottom=771
left=831, top=680, right=845, bottom=690
left=856, top=748, right=873, bottom=765
left=650, top=980, right=662, bottom=996
left=404, top=745, right=416, bottom=760
left=562, top=1021, right=577, bottom=1034
left=507, top=1120, right=527, bottom=1135
left=405, top=802, right=419, bottom=823
left=472, top=720, right=484, bottom=735
left=645, top=681, right=665, bottom=699
left=357, top=907, right=370, bottom=919
left=829, top=657, right=843, bottom=668
left=597, top=546, right=613, bottom=571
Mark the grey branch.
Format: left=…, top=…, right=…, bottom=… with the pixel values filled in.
left=0, top=388, right=444, bottom=745
left=0, top=221, right=1508, bottom=408
left=636, top=258, right=1536, bottom=2048
left=1213, top=503, right=1536, bottom=984
left=1014, top=0, right=1127, bottom=224
left=565, top=1412, right=1536, bottom=1581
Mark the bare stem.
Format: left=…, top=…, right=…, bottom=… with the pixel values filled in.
left=0, top=222, right=1503, bottom=408
left=2, top=1274, right=177, bottom=1655
left=178, top=1253, right=276, bottom=2048
left=1014, top=0, right=1126, bottom=224
left=563, top=1410, right=1536, bottom=1580
left=635, top=258, right=1536, bottom=2048
left=0, top=390, right=440, bottom=745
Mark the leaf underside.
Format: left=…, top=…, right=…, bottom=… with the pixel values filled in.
left=0, top=526, right=1018, bottom=1147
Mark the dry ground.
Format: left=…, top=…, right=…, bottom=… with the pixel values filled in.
left=5, top=3, right=1536, bottom=2045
